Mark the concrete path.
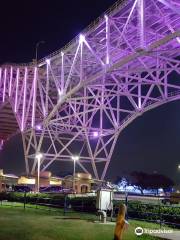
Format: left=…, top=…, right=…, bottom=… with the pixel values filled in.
left=150, top=231, right=180, bottom=240
left=95, top=221, right=180, bottom=240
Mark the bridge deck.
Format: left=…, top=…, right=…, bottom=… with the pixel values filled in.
left=0, top=102, right=19, bottom=140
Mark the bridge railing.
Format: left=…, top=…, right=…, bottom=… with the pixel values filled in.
left=38, top=0, right=127, bottom=64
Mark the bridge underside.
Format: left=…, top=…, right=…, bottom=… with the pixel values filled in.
left=0, top=102, right=19, bottom=140
left=0, top=0, right=180, bottom=179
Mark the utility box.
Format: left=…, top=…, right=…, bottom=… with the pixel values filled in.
left=96, top=189, right=113, bottom=211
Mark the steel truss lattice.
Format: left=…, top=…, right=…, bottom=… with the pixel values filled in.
left=0, top=0, right=180, bottom=179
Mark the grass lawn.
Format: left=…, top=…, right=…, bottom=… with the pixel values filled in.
left=0, top=205, right=169, bottom=240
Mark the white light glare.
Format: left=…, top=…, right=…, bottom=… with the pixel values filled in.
left=71, top=155, right=79, bottom=161
left=79, top=34, right=85, bottom=43
left=104, top=14, right=108, bottom=21
left=35, top=124, right=42, bottom=131
left=58, top=88, right=63, bottom=96
left=46, top=59, right=50, bottom=64
left=93, top=131, right=99, bottom=137
left=36, top=153, right=43, bottom=160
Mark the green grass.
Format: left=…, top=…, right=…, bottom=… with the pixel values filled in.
left=0, top=205, right=169, bottom=240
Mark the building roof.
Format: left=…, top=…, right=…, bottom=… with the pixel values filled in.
left=3, top=173, right=19, bottom=179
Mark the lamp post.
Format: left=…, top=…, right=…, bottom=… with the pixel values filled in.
left=36, top=153, right=43, bottom=192
left=35, top=41, right=45, bottom=63
left=71, top=155, right=79, bottom=192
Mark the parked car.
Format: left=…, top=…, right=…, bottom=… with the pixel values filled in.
left=13, top=185, right=32, bottom=192
left=162, top=192, right=180, bottom=204
left=40, top=186, right=63, bottom=193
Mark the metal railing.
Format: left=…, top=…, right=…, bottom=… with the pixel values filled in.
left=38, top=0, right=128, bottom=64
left=0, top=0, right=127, bottom=67
left=0, top=192, right=180, bottom=228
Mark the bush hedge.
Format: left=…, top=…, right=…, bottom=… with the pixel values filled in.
left=114, top=200, right=180, bottom=226
left=0, top=192, right=179, bottom=226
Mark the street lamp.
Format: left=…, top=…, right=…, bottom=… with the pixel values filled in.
left=71, top=155, right=79, bottom=192
left=178, top=164, right=180, bottom=170
left=36, top=153, right=43, bottom=192
left=35, top=41, right=45, bottom=63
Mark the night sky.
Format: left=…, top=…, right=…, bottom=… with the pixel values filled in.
left=0, top=0, right=179, bottom=184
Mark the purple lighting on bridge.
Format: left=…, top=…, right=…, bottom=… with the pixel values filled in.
left=8, top=67, right=13, bottom=97
left=46, top=59, right=50, bottom=64
left=3, top=68, right=7, bottom=102
left=21, top=67, right=28, bottom=131
left=58, top=88, right=63, bottom=95
left=0, top=139, right=4, bottom=150
left=61, top=52, right=64, bottom=90
left=105, top=14, right=110, bottom=64
left=93, top=131, right=99, bottom=138
left=35, top=124, right=42, bottom=131
left=0, top=69, right=2, bottom=88
left=0, top=0, right=179, bottom=180
left=14, top=68, right=20, bottom=113
left=79, top=34, right=85, bottom=43
left=31, top=67, right=37, bottom=128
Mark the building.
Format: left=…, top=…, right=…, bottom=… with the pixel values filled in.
left=0, top=169, right=18, bottom=192
left=0, top=169, right=93, bottom=193
left=18, top=176, right=35, bottom=185
left=63, top=173, right=93, bottom=193
left=18, top=172, right=62, bottom=191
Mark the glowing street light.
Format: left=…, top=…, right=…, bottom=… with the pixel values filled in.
left=178, top=164, right=180, bottom=170
left=71, top=155, right=79, bottom=192
left=36, top=153, right=43, bottom=192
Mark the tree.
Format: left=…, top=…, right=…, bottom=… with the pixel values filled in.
left=130, top=171, right=149, bottom=194
left=130, top=171, right=174, bottom=195
left=147, top=173, right=174, bottom=193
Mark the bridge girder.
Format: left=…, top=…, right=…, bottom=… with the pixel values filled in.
left=0, top=0, right=180, bottom=179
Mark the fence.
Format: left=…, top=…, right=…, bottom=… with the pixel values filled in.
left=113, top=200, right=180, bottom=229
left=0, top=191, right=180, bottom=228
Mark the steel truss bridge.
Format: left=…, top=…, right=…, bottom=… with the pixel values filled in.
left=0, top=0, right=180, bottom=179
